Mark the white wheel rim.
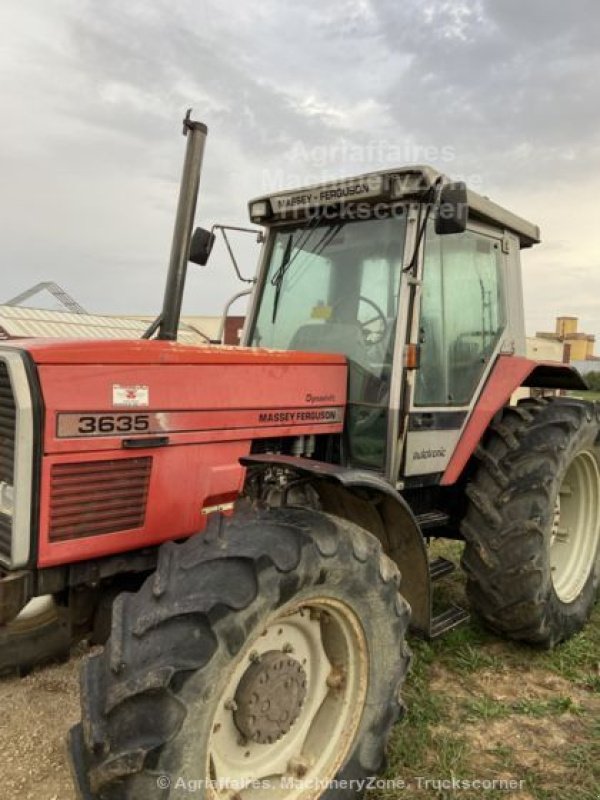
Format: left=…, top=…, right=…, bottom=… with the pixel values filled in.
left=207, top=597, right=368, bottom=799
left=8, top=595, right=56, bottom=631
left=550, top=450, right=600, bottom=603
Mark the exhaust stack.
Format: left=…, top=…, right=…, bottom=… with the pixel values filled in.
left=158, top=111, right=208, bottom=341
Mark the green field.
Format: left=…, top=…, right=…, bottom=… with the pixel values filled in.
left=569, top=390, right=600, bottom=402
left=373, top=541, right=600, bottom=800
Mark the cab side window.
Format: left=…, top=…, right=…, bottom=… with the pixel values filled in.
left=416, top=226, right=506, bottom=406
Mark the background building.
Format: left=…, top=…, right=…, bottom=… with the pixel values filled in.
left=0, top=306, right=244, bottom=345
left=536, top=316, right=597, bottom=363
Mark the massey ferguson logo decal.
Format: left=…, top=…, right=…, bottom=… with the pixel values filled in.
left=113, top=384, right=149, bottom=407
left=258, top=408, right=342, bottom=424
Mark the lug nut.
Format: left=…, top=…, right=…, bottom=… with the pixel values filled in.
left=326, top=666, right=346, bottom=690
left=287, top=756, right=310, bottom=778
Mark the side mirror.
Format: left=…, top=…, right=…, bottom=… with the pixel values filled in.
left=189, top=227, right=215, bottom=266
left=435, top=182, right=468, bottom=235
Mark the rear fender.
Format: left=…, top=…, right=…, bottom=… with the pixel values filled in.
left=441, top=356, right=587, bottom=486
left=241, top=454, right=431, bottom=634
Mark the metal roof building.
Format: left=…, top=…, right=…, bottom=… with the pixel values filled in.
left=0, top=306, right=206, bottom=345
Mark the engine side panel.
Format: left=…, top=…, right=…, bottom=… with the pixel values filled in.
left=35, top=357, right=347, bottom=567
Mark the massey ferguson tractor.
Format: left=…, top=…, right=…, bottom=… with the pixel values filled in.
left=0, top=114, right=598, bottom=799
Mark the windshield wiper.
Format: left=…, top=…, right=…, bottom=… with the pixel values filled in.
left=271, top=233, right=293, bottom=323
left=270, top=217, right=347, bottom=324
left=270, top=212, right=323, bottom=323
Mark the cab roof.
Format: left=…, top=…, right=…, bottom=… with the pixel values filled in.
left=249, top=165, right=540, bottom=249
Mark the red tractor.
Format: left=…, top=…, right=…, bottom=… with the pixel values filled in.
left=0, top=115, right=598, bottom=798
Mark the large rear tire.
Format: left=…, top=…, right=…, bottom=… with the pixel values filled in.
left=69, top=505, right=411, bottom=799
left=461, top=398, right=600, bottom=648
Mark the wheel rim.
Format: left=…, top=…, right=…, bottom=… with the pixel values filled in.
left=8, top=596, right=57, bottom=633
left=207, top=597, right=368, bottom=799
left=550, top=450, right=600, bottom=604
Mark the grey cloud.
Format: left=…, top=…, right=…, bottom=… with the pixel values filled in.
left=0, top=0, right=599, bottom=341
left=368, top=0, right=600, bottom=188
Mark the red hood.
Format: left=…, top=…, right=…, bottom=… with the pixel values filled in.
left=1, top=338, right=346, bottom=367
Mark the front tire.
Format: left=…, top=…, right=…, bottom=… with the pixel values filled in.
left=69, top=505, right=411, bottom=799
left=461, top=398, right=600, bottom=648
left=0, top=595, right=70, bottom=676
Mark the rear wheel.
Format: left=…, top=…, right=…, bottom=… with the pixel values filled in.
left=69, top=505, right=411, bottom=799
left=461, top=398, right=600, bottom=647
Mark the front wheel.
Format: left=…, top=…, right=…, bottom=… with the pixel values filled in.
left=461, top=398, right=600, bottom=648
left=0, top=595, right=70, bottom=676
left=69, top=506, right=411, bottom=799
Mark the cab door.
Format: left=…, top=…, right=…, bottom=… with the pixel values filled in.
left=402, top=221, right=509, bottom=480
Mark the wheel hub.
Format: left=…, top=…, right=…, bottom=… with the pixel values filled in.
left=233, top=650, right=307, bottom=744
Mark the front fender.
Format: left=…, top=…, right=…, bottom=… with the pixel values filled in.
left=241, top=454, right=431, bottom=635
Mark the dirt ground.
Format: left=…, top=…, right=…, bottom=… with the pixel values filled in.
left=0, top=600, right=598, bottom=800
left=0, top=649, right=84, bottom=800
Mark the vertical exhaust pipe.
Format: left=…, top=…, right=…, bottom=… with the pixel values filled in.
left=158, top=110, right=208, bottom=341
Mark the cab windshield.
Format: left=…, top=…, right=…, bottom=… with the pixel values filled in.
left=250, top=215, right=407, bottom=468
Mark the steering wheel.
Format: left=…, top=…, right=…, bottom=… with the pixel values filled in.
left=358, top=295, right=388, bottom=346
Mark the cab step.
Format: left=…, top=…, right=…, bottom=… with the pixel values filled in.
left=429, top=605, right=471, bottom=639
left=429, top=556, right=456, bottom=582
left=416, top=510, right=451, bottom=530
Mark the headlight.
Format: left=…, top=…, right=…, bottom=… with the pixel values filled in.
left=249, top=199, right=271, bottom=223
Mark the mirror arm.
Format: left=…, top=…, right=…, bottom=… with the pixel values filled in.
left=211, top=224, right=262, bottom=284
left=212, top=224, right=264, bottom=241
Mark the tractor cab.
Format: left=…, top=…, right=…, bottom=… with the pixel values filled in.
left=243, top=168, right=540, bottom=483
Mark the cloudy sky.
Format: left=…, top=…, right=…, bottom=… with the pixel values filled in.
left=1, top=0, right=599, bottom=341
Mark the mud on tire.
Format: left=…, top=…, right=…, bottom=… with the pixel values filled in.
left=461, top=397, right=600, bottom=648
left=69, top=505, right=411, bottom=799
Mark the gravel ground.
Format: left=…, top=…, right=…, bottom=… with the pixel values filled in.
left=1, top=614, right=597, bottom=800
left=0, top=649, right=86, bottom=800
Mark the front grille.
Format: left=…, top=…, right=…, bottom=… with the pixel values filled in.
left=0, top=513, right=11, bottom=559
left=0, top=363, right=16, bottom=487
left=0, top=363, right=16, bottom=561
left=49, top=457, right=152, bottom=542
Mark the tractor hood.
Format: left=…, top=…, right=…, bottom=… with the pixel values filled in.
left=3, top=339, right=348, bottom=460
left=4, top=338, right=346, bottom=367
left=0, top=338, right=347, bottom=568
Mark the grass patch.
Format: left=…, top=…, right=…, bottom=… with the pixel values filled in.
left=535, top=613, right=600, bottom=681
left=369, top=541, right=600, bottom=800
left=465, top=694, right=583, bottom=721
left=569, top=389, right=600, bottom=402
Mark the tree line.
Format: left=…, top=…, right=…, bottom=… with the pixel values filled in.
left=583, top=371, right=600, bottom=392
